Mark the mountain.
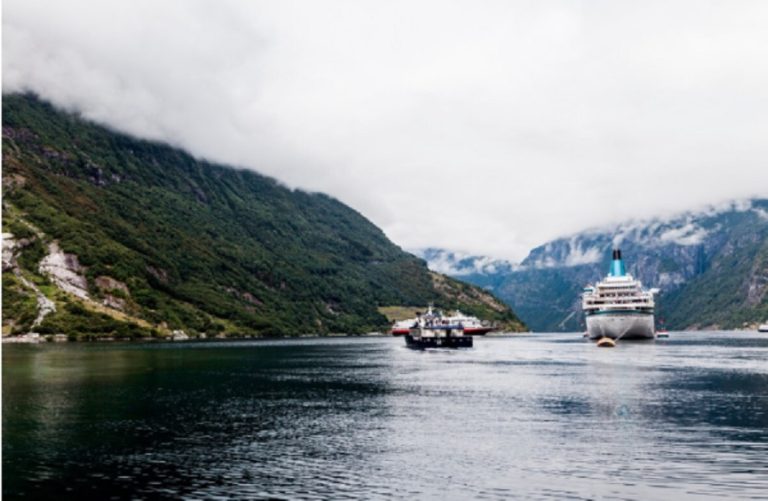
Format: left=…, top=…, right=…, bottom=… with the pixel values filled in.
left=2, top=94, right=524, bottom=339
left=416, top=200, right=768, bottom=331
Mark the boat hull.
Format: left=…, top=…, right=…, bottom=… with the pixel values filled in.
left=404, top=335, right=473, bottom=349
left=586, top=312, right=655, bottom=340
left=461, top=327, right=493, bottom=336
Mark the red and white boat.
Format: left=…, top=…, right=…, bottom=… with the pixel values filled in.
left=446, top=310, right=495, bottom=335
left=390, top=319, right=415, bottom=336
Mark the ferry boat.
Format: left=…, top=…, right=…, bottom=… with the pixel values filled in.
left=582, top=249, right=656, bottom=340
left=390, top=306, right=493, bottom=336
left=404, top=316, right=473, bottom=349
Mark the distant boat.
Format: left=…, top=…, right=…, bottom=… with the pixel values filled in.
left=390, top=305, right=493, bottom=336
left=390, top=319, right=416, bottom=336
left=758, top=323, right=768, bottom=333
left=582, top=249, right=656, bottom=340
left=443, top=309, right=495, bottom=335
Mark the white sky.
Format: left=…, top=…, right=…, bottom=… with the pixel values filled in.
left=4, top=0, right=768, bottom=261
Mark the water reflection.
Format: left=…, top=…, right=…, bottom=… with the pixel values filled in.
left=4, top=333, right=768, bottom=499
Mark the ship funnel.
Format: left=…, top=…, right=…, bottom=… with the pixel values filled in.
left=609, top=248, right=626, bottom=277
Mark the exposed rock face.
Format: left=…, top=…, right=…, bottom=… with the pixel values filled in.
left=171, top=330, right=189, bottom=341
left=2, top=233, right=19, bottom=271
left=2, top=233, right=35, bottom=271
left=95, top=276, right=130, bottom=311
left=102, top=295, right=126, bottom=311
left=39, top=242, right=89, bottom=299
left=3, top=232, right=57, bottom=329
left=30, top=290, right=57, bottom=328
left=95, top=276, right=129, bottom=294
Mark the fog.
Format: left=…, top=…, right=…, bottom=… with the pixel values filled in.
left=5, top=0, right=768, bottom=260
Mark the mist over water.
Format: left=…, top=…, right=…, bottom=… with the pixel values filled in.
left=4, top=333, right=768, bottom=499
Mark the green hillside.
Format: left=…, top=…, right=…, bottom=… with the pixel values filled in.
left=661, top=221, right=768, bottom=329
left=2, top=94, right=525, bottom=339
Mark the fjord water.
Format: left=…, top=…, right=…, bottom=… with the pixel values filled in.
left=3, top=333, right=767, bottom=500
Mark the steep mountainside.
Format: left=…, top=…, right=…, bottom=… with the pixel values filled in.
left=418, top=201, right=768, bottom=331
left=2, top=94, right=524, bottom=338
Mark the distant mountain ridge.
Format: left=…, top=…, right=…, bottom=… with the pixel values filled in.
left=416, top=200, right=768, bottom=331
left=416, top=248, right=515, bottom=277
left=2, top=93, right=524, bottom=338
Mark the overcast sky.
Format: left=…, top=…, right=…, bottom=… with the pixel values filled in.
left=4, top=0, right=768, bottom=260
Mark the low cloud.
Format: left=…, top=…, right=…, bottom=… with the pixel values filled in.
left=563, top=244, right=603, bottom=267
left=5, top=0, right=768, bottom=260
left=658, top=223, right=710, bottom=246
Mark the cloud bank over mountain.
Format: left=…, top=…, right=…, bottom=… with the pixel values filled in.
left=5, top=0, right=768, bottom=260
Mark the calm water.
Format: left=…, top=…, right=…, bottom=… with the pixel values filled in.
left=3, top=332, right=768, bottom=500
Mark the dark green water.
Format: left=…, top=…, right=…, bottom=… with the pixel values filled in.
left=3, top=332, right=768, bottom=499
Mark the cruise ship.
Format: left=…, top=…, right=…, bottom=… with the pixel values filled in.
left=582, top=249, right=656, bottom=340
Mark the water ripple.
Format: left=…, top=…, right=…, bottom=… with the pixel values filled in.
left=4, top=332, right=768, bottom=499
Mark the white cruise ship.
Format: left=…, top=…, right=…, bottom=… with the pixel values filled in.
left=582, top=249, right=656, bottom=340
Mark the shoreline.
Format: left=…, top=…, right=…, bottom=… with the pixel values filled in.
left=1, top=331, right=391, bottom=344
left=1, top=330, right=538, bottom=344
left=5, top=327, right=762, bottom=344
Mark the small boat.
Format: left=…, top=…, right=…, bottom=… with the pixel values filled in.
left=405, top=323, right=472, bottom=349
left=596, top=337, right=616, bottom=348
left=758, top=323, right=768, bottom=333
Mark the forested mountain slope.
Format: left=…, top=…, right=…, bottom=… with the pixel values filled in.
left=2, top=94, right=524, bottom=338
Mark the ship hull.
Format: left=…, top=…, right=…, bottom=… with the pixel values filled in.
left=586, top=312, right=655, bottom=340
left=405, top=334, right=473, bottom=349
left=462, top=327, right=493, bottom=336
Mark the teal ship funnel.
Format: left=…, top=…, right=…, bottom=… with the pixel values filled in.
left=609, top=249, right=626, bottom=277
